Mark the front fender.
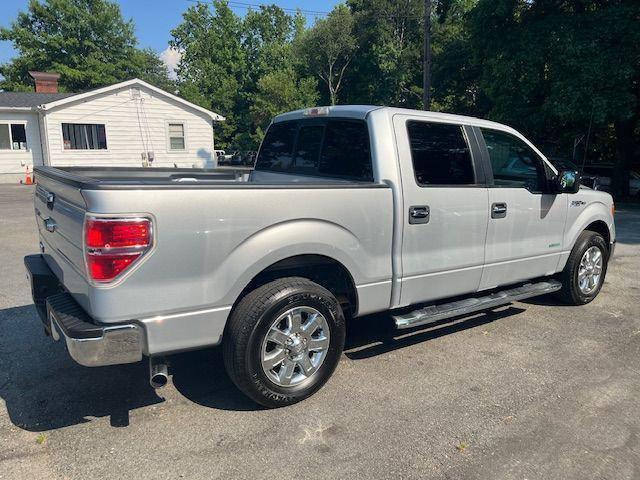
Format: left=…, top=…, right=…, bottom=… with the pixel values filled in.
left=564, top=201, right=614, bottom=252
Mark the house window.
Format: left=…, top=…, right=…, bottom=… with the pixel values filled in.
left=0, top=124, right=27, bottom=150
left=62, top=123, right=107, bottom=150
left=168, top=123, right=185, bottom=150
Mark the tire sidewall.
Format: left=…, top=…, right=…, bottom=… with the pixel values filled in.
left=245, top=286, right=345, bottom=404
left=569, top=232, right=609, bottom=304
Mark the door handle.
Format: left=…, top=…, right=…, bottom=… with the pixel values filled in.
left=409, top=205, right=430, bottom=224
left=491, top=202, right=507, bottom=219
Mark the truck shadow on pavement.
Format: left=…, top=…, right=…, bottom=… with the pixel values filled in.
left=0, top=304, right=164, bottom=432
left=1, top=303, right=527, bottom=426
left=343, top=305, right=526, bottom=360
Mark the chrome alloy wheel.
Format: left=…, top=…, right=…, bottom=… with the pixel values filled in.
left=261, top=306, right=330, bottom=387
left=578, top=246, right=603, bottom=295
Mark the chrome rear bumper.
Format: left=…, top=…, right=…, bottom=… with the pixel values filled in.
left=25, top=254, right=143, bottom=367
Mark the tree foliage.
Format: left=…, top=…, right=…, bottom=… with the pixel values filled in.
left=296, top=5, right=357, bottom=106
left=0, top=0, right=171, bottom=92
left=2, top=0, right=638, bottom=196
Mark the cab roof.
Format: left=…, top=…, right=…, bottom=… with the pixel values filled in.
left=273, top=105, right=514, bottom=133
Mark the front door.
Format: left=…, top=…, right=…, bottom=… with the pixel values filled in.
left=394, top=115, right=489, bottom=307
left=476, top=127, right=567, bottom=290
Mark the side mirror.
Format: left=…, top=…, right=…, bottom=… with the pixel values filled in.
left=555, top=169, right=580, bottom=194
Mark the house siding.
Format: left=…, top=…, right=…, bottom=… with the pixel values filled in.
left=0, top=111, right=43, bottom=183
left=45, top=85, right=217, bottom=169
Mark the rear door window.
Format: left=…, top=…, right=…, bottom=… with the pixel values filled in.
left=256, top=119, right=373, bottom=182
left=407, top=121, right=475, bottom=186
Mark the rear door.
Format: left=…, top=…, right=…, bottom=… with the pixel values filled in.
left=475, top=127, right=567, bottom=290
left=393, top=115, right=489, bottom=307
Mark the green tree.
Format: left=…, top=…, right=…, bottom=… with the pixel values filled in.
left=250, top=68, right=318, bottom=139
left=170, top=0, right=246, bottom=148
left=346, top=0, right=423, bottom=107
left=297, top=5, right=357, bottom=105
left=469, top=0, right=640, bottom=197
left=0, top=0, right=171, bottom=92
left=242, top=5, right=315, bottom=143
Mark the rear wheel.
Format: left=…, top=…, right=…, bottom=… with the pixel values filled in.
left=223, top=277, right=345, bottom=408
left=556, top=230, right=609, bottom=305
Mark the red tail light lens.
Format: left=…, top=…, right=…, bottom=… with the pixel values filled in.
left=84, top=217, right=152, bottom=283
left=87, top=253, right=141, bottom=281
left=85, top=218, right=151, bottom=248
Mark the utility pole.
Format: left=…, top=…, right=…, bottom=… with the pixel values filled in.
left=422, top=0, right=432, bottom=110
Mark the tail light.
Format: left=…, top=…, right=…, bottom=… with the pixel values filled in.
left=84, top=216, right=153, bottom=283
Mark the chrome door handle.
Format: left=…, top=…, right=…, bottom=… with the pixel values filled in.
left=491, top=202, right=507, bottom=219
left=409, top=205, right=430, bottom=224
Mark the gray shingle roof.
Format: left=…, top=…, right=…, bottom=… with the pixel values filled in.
left=0, top=91, right=77, bottom=108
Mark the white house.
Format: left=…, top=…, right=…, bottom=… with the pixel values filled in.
left=0, top=72, right=225, bottom=183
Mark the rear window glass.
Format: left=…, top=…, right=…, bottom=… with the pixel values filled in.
left=256, top=119, right=373, bottom=182
left=407, top=121, right=475, bottom=186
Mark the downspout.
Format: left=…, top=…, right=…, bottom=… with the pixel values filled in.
left=36, top=106, right=51, bottom=167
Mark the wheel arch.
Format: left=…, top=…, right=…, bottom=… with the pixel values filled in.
left=564, top=202, right=614, bottom=253
left=233, top=254, right=359, bottom=317
left=584, top=220, right=611, bottom=250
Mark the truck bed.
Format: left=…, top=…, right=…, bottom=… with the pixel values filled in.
left=32, top=165, right=394, bottom=355
left=34, top=166, right=381, bottom=189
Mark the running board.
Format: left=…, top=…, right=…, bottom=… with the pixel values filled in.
left=393, top=280, right=562, bottom=330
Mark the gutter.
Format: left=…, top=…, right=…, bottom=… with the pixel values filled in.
left=0, top=107, right=35, bottom=112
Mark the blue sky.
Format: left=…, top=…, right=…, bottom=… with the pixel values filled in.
left=0, top=0, right=342, bottom=68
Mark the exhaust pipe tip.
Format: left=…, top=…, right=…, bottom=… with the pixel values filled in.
left=149, top=358, right=169, bottom=389
left=150, top=372, right=168, bottom=389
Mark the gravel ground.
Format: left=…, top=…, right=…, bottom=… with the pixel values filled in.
left=0, top=184, right=638, bottom=479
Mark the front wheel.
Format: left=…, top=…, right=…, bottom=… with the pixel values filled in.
left=556, top=230, right=609, bottom=305
left=223, top=277, right=345, bottom=408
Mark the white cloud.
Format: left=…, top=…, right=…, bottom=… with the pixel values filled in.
left=160, top=47, right=181, bottom=79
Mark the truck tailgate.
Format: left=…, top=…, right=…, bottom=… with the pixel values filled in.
left=34, top=176, right=87, bottom=281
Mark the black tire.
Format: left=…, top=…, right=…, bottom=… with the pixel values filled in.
left=223, top=277, right=345, bottom=408
left=556, top=230, right=609, bottom=305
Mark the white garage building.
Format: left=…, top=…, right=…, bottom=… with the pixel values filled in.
left=0, top=72, right=225, bottom=183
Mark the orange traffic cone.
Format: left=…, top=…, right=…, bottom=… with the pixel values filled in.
left=23, top=165, right=33, bottom=185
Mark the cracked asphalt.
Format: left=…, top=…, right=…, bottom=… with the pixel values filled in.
left=1, top=184, right=639, bottom=479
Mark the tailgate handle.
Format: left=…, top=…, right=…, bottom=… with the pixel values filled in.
left=43, top=217, right=57, bottom=233
left=46, top=192, right=55, bottom=210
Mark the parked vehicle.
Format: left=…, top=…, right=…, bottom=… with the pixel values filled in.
left=583, top=164, right=640, bottom=196
left=26, top=106, right=615, bottom=407
left=217, top=150, right=255, bottom=167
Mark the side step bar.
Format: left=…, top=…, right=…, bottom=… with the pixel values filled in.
left=393, top=280, right=562, bottom=330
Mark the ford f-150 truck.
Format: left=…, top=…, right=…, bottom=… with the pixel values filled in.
left=25, top=106, right=615, bottom=407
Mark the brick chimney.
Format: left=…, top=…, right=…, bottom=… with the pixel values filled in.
left=28, top=71, right=60, bottom=93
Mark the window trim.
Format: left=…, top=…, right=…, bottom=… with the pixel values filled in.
left=0, top=122, right=29, bottom=152
left=404, top=119, right=485, bottom=188
left=476, top=126, right=552, bottom=194
left=60, top=122, right=109, bottom=152
left=255, top=117, right=375, bottom=183
left=166, top=120, right=187, bottom=152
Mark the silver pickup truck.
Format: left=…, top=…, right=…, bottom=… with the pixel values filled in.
left=26, top=106, right=615, bottom=407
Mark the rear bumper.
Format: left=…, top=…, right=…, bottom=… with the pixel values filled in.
left=25, top=254, right=143, bottom=367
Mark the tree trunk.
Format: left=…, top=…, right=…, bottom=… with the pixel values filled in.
left=612, top=117, right=636, bottom=199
